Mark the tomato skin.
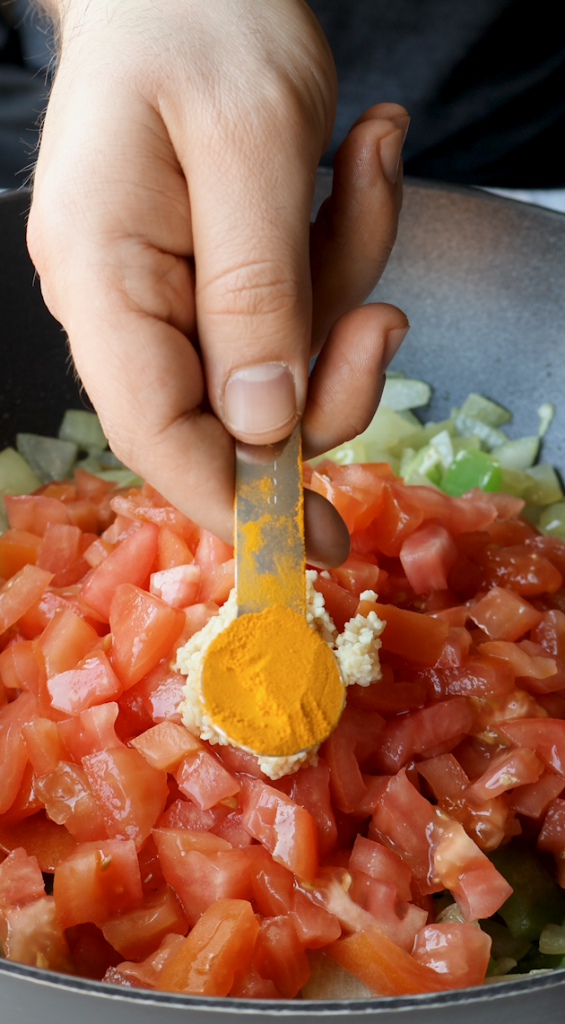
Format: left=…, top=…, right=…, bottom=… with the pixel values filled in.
left=80, top=522, right=160, bottom=620
left=109, top=584, right=185, bottom=688
left=241, top=779, right=319, bottom=879
left=326, top=926, right=451, bottom=995
left=53, top=838, right=143, bottom=928
left=101, top=885, right=188, bottom=961
left=311, top=575, right=358, bottom=632
left=466, top=747, right=543, bottom=803
left=156, top=898, right=258, bottom=996
left=82, top=746, right=168, bottom=847
left=362, top=600, right=449, bottom=665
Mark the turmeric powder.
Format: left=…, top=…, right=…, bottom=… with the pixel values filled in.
left=199, top=605, right=344, bottom=756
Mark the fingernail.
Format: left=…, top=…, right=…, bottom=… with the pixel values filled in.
left=390, top=114, right=411, bottom=136
left=379, top=128, right=405, bottom=184
left=383, top=325, right=410, bottom=368
left=224, top=362, right=296, bottom=437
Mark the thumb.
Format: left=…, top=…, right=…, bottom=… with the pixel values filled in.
left=182, top=117, right=323, bottom=446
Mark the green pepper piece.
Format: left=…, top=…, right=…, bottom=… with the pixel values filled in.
left=509, top=944, right=565, bottom=973
left=480, top=919, right=531, bottom=961
left=489, top=846, right=565, bottom=941
left=440, top=448, right=503, bottom=497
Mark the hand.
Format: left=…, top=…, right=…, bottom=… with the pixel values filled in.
left=28, top=0, right=409, bottom=566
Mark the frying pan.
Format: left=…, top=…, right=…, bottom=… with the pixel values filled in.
left=2, top=175, right=565, bottom=1022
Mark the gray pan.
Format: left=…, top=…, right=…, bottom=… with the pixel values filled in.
left=2, top=174, right=565, bottom=1022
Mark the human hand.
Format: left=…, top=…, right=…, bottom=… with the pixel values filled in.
left=28, top=0, right=409, bottom=566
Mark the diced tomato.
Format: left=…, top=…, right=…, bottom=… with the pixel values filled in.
left=479, top=545, right=562, bottom=596
left=537, top=798, right=565, bottom=883
left=411, top=922, right=491, bottom=988
left=111, top=493, right=198, bottom=543
left=277, top=761, right=337, bottom=860
left=38, top=606, right=99, bottom=678
left=181, top=600, right=221, bottom=640
left=22, top=717, right=67, bottom=775
left=0, top=692, right=38, bottom=814
left=0, top=846, right=45, bottom=908
left=326, top=926, right=450, bottom=995
left=34, top=762, right=108, bottom=842
left=216, top=744, right=264, bottom=778
left=360, top=600, right=449, bottom=665
left=0, top=639, right=46, bottom=700
left=349, top=835, right=412, bottom=901
left=242, top=844, right=295, bottom=917
left=156, top=898, right=258, bottom=996
left=4, top=495, right=71, bottom=536
left=37, top=522, right=82, bottom=578
left=348, top=870, right=427, bottom=950
left=66, top=922, right=122, bottom=980
left=0, top=529, right=43, bottom=578
left=241, top=779, right=319, bottom=879
left=83, top=537, right=115, bottom=569
left=309, top=469, right=375, bottom=535
left=0, top=564, right=53, bottom=635
left=66, top=499, right=100, bottom=534
left=74, top=468, right=116, bottom=503
left=311, top=574, right=358, bottom=632
left=229, top=963, right=281, bottom=999
left=130, top=721, right=203, bottom=771
left=134, top=661, right=185, bottom=724
left=321, top=706, right=385, bottom=814
left=508, top=772, right=565, bottom=819
left=498, top=718, right=565, bottom=777
left=252, top=915, right=310, bottom=998
left=329, top=555, right=380, bottom=598
left=347, top=675, right=426, bottom=716
left=374, top=698, right=476, bottom=773
left=158, top=798, right=229, bottom=833
left=3, top=895, right=70, bottom=970
left=82, top=746, right=168, bottom=847
left=80, top=522, right=159, bottom=620
left=53, top=838, right=143, bottom=928
left=115, top=685, right=155, bottom=738
left=531, top=608, right=565, bottom=659
left=290, top=888, right=342, bottom=948
left=109, top=584, right=185, bottom=688
left=47, top=650, right=123, bottom=714
left=101, top=885, right=188, bottom=960
left=469, top=586, right=544, bottom=641
left=156, top=527, right=194, bottom=571
left=150, top=565, right=202, bottom=608
left=58, top=701, right=122, bottom=762
left=466, top=747, right=543, bottom=803
left=153, top=827, right=252, bottom=925
left=0, top=812, right=77, bottom=872
left=400, top=522, right=458, bottom=595
left=175, top=749, right=240, bottom=810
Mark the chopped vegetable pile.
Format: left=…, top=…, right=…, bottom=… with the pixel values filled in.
left=2, top=395, right=565, bottom=1000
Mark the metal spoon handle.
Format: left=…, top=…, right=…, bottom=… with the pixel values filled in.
left=235, top=425, right=305, bottom=618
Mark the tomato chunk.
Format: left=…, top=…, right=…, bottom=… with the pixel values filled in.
left=47, top=650, right=123, bottom=714
left=241, top=780, right=319, bottom=879
left=156, top=898, right=258, bottom=996
left=53, top=839, right=143, bottom=928
left=82, top=746, right=168, bottom=847
left=109, top=584, right=185, bottom=687
left=80, top=522, right=159, bottom=620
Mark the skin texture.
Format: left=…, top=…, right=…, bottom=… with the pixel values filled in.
left=28, top=0, right=409, bottom=566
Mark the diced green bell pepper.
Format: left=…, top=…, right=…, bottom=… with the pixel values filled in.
left=489, top=846, right=565, bottom=941
left=440, top=448, right=502, bottom=497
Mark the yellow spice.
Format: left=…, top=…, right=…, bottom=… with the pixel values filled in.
left=199, top=605, right=344, bottom=757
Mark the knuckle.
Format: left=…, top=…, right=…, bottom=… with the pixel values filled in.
left=199, top=260, right=300, bottom=320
